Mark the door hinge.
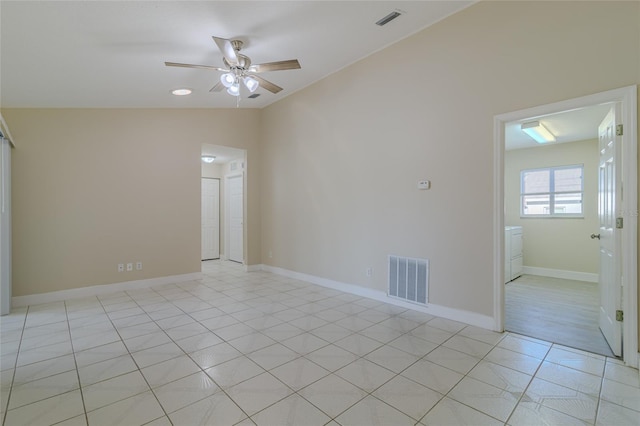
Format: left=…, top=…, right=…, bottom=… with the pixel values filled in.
left=616, top=217, right=623, bottom=229
left=616, top=124, right=623, bottom=136
left=616, top=310, right=623, bottom=322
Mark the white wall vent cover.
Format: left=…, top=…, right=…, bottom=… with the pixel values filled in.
left=388, top=255, right=428, bottom=306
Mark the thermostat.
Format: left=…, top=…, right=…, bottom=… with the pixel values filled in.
left=418, top=180, right=431, bottom=190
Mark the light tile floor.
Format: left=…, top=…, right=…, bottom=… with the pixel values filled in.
left=1, top=260, right=639, bottom=425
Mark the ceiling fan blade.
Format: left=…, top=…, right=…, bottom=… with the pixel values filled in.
left=165, top=62, right=226, bottom=72
left=209, top=82, right=224, bottom=93
left=252, top=75, right=283, bottom=94
left=212, top=36, right=239, bottom=66
left=250, top=60, right=301, bottom=73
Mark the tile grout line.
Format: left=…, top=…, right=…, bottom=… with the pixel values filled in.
left=97, top=288, right=176, bottom=425
left=126, top=280, right=265, bottom=424
left=414, top=326, right=505, bottom=425
left=1, top=306, right=28, bottom=426
left=63, top=299, right=91, bottom=425
left=4, top=262, right=637, bottom=425
left=501, top=339, right=552, bottom=426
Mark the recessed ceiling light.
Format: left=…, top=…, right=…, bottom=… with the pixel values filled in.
left=201, top=155, right=216, bottom=163
left=171, top=88, right=192, bottom=96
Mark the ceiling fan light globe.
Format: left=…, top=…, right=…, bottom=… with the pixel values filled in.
left=220, top=73, right=235, bottom=88
left=227, top=83, right=240, bottom=97
left=243, top=76, right=259, bottom=93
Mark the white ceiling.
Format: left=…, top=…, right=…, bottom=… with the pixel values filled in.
left=0, top=0, right=475, bottom=109
left=1, top=1, right=613, bottom=146
left=505, top=103, right=613, bottom=150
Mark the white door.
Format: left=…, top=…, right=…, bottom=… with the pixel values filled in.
left=597, top=104, right=622, bottom=356
left=201, top=178, right=220, bottom=260
left=227, top=174, right=244, bottom=263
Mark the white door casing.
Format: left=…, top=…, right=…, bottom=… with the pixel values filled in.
left=201, top=178, right=220, bottom=261
left=227, top=173, right=244, bottom=263
left=493, top=85, right=637, bottom=366
left=0, top=137, right=11, bottom=315
left=597, top=105, right=622, bottom=356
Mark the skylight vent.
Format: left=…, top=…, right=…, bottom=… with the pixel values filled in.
left=376, top=11, right=402, bottom=26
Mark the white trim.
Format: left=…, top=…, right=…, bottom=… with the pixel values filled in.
left=0, top=113, right=15, bottom=147
left=261, top=264, right=495, bottom=330
left=521, top=267, right=598, bottom=283
left=245, top=264, right=262, bottom=272
left=11, top=272, right=202, bottom=308
left=494, top=85, right=638, bottom=367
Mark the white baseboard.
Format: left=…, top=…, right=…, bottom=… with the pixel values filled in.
left=11, top=272, right=203, bottom=308
left=245, top=264, right=263, bottom=272
left=260, top=264, right=495, bottom=330
left=522, top=266, right=598, bottom=283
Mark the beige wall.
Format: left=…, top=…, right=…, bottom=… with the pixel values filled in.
left=4, top=108, right=261, bottom=297
left=260, top=1, right=639, bottom=318
left=505, top=140, right=599, bottom=274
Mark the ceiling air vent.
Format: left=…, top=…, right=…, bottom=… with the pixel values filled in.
left=248, top=93, right=260, bottom=99
left=376, top=11, right=402, bottom=26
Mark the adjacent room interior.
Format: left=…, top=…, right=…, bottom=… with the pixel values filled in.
left=200, top=144, right=247, bottom=264
left=503, top=104, right=615, bottom=357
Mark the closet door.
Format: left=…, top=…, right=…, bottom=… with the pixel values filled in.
left=201, top=178, right=220, bottom=260
left=227, top=174, right=243, bottom=263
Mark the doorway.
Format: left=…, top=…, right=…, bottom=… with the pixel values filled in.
left=201, top=144, right=246, bottom=265
left=503, top=106, right=609, bottom=355
left=494, top=86, right=638, bottom=366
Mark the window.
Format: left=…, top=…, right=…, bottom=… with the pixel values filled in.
left=520, top=165, right=584, bottom=217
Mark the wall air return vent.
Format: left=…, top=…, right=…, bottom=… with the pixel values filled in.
left=376, top=11, right=402, bottom=26
left=388, top=255, right=428, bottom=306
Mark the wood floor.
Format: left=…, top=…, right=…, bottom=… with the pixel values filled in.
left=505, top=274, right=615, bottom=358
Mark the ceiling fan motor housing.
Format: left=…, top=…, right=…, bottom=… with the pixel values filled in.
left=223, top=54, right=251, bottom=72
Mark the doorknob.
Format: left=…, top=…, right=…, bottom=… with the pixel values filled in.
left=590, top=233, right=601, bottom=240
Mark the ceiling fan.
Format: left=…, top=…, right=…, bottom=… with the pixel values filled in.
left=165, top=36, right=301, bottom=96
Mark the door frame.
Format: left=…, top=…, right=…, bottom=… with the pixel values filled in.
left=493, top=85, right=638, bottom=366
left=225, top=171, right=244, bottom=264
left=0, top=136, right=12, bottom=316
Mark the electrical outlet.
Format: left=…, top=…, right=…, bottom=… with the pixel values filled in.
left=118, top=264, right=124, bottom=272
left=268, top=250, right=272, bottom=258
left=366, top=267, right=373, bottom=277
left=136, top=261, right=142, bottom=271
left=126, top=263, right=133, bottom=272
